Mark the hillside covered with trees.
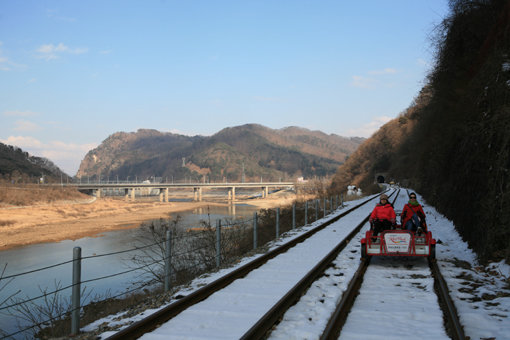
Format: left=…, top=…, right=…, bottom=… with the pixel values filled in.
left=0, top=142, right=70, bottom=183
left=77, top=124, right=363, bottom=183
left=330, top=0, right=510, bottom=264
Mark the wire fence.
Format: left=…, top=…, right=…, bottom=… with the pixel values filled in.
left=0, top=195, right=345, bottom=339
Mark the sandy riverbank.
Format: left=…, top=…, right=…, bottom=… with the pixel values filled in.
left=0, top=191, right=298, bottom=251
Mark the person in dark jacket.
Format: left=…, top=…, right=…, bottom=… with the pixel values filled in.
left=401, top=192, right=427, bottom=234
left=369, top=194, right=396, bottom=239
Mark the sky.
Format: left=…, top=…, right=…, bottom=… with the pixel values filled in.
left=0, top=1, right=450, bottom=175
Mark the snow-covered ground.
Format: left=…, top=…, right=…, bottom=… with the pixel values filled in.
left=270, top=190, right=449, bottom=340
left=84, top=189, right=510, bottom=340
left=426, top=199, right=510, bottom=340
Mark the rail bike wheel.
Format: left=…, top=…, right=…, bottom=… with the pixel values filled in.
left=429, top=244, right=436, bottom=260
left=361, top=243, right=368, bottom=259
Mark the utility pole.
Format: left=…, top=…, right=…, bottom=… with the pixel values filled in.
left=242, top=161, right=245, bottom=183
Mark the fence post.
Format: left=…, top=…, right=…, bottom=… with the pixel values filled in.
left=71, top=247, right=81, bottom=336
left=341, top=193, right=344, bottom=207
left=164, top=229, right=172, bottom=292
left=330, top=197, right=333, bottom=212
left=292, top=203, right=296, bottom=229
left=304, top=201, right=308, bottom=225
left=335, top=195, right=338, bottom=209
left=323, top=197, right=327, bottom=218
left=315, top=199, right=318, bottom=221
left=276, top=207, right=280, bottom=238
left=216, top=219, right=221, bottom=268
left=253, top=212, right=258, bottom=249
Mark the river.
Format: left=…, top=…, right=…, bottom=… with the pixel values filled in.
left=0, top=203, right=262, bottom=339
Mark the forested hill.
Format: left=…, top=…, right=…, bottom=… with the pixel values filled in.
left=0, top=142, right=69, bottom=183
left=77, top=124, right=363, bottom=183
left=330, top=0, right=510, bottom=264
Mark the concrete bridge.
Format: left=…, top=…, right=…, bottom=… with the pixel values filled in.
left=71, top=182, right=295, bottom=202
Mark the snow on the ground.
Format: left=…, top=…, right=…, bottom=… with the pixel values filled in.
left=271, top=190, right=449, bottom=340
left=137, top=194, right=376, bottom=340
left=340, top=257, right=449, bottom=340
left=85, top=194, right=378, bottom=339
left=85, top=188, right=510, bottom=340
left=424, top=193, right=510, bottom=340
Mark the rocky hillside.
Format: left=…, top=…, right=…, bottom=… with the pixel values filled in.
left=330, top=0, right=510, bottom=264
left=0, top=142, right=69, bottom=183
left=77, top=124, right=363, bottom=182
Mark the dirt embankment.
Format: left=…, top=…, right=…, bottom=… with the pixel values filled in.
left=0, top=190, right=299, bottom=251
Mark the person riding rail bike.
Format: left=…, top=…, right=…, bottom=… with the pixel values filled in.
left=369, top=194, right=396, bottom=241
left=401, top=192, right=427, bottom=235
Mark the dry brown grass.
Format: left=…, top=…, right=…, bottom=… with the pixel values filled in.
left=0, top=220, right=15, bottom=227
left=0, top=184, right=89, bottom=207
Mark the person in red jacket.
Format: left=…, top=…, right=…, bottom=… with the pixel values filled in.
left=369, top=194, right=396, bottom=239
left=401, top=192, right=427, bottom=234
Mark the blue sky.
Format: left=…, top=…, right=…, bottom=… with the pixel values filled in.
left=0, top=0, right=450, bottom=175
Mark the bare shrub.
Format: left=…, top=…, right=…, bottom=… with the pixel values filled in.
left=8, top=281, right=91, bottom=339
left=128, top=215, right=217, bottom=289
left=1, top=263, right=20, bottom=338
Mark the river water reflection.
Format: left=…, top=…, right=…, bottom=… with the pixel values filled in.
left=0, top=203, right=261, bottom=338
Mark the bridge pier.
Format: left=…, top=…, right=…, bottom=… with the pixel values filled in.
left=193, top=188, right=202, bottom=201
left=124, top=189, right=129, bottom=201
left=228, top=203, right=236, bottom=215
left=131, top=188, right=136, bottom=201
left=165, top=188, right=169, bottom=202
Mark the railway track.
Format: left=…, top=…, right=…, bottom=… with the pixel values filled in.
left=107, top=191, right=386, bottom=339
left=106, top=189, right=465, bottom=340
left=320, top=190, right=465, bottom=340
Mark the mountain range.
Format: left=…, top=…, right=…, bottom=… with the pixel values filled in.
left=76, top=124, right=364, bottom=182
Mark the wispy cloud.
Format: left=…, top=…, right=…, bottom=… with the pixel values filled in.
left=3, top=110, right=38, bottom=117
left=368, top=68, right=397, bottom=75
left=13, top=120, right=41, bottom=132
left=1, top=136, right=43, bottom=148
left=350, top=75, right=376, bottom=89
left=343, top=116, right=393, bottom=138
left=0, top=41, right=7, bottom=70
left=36, top=43, right=88, bottom=61
left=0, top=135, right=97, bottom=175
left=350, top=67, right=398, bottom=89
left=46, top=9, right=76, bottom=22
left=0, top=41, right=26, bottom=71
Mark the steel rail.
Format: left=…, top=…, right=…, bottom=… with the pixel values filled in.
left=319, top=190, right=400, bottom=340
left=106, top=192, right=388, bottom=340
left=429, top=259, right=466, bottom=340
left=240, top=208, right=378, bottom=339
left=320, top=190, right=465, bottom=340
left=320, top=257, right=370, bottom=340
left=405, top=187, right=464, bottom=339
